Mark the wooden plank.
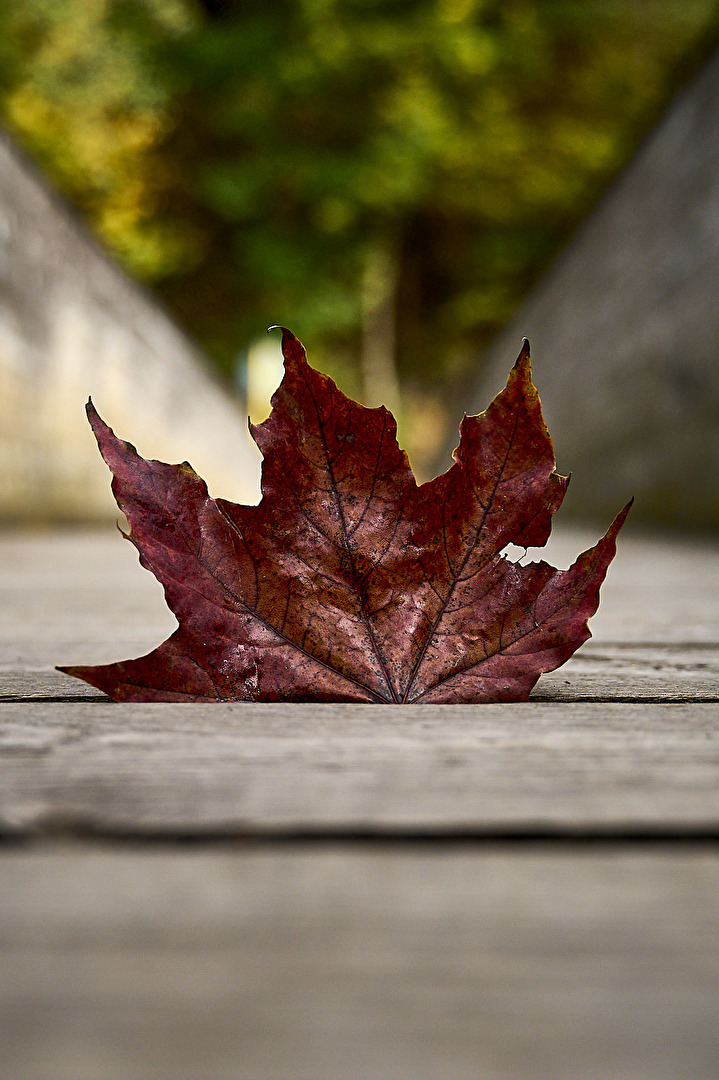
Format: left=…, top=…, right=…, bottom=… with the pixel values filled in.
left=4, top=638, right=719, bottom=702
left=0, top=669, right=105, bottom=700
left=534, top=641, right=719, bottom=701
left=2, top=701, right=719, bottom=835
left=1, top=847, right=718, bottom=1080
left=527, top=527, right=719, bottom=643
left=2, top=527, right=718, bottom=836
left=3, top=528, right=719, bottom=672
left=0, top=530, right=175, bottom=668
left=2, top=528, right=719, bottom=703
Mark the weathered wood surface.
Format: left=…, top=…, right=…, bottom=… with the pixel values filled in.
left=3, top=527, right=719, bottom=700
left=1, top=527, right=719, bottom=1079
left=3, top=527, right=719, bottom=666
left=1, top=527, right=719, bottom=837
left=2, top=702, right=719, bottom=836
left=2, top=848, right=719, bottom=1080
left=5, top=639, right=719, bottom=702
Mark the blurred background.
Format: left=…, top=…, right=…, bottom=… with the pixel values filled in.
left=1, top=0, right=718, bottom=527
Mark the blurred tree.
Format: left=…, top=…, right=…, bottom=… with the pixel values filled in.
left=0, top=0, right=196, bottom=278
left=1, top=0, right=718, bottom=467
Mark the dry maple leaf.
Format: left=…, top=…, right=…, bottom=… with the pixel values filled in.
left=60, top=328, right=631, bottom=703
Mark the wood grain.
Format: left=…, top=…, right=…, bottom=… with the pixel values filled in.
left=2, top=701, right=719, bottom=836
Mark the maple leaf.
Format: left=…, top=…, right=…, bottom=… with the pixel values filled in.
left=60, top=328, right=630, bottom=704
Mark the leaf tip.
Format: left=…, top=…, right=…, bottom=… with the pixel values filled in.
left=56, top=664, right=83, bottom=681
left=610, top=496, right=634, bottom=537
left=591, top=498, right=633, bottom=562
left=84, top=397, right=110, bottom=442
left=267, top=325, right=307, bottom=365
left=513, top=337, right=531, bottom=371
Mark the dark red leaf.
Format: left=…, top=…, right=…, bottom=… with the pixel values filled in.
left=60, top=329, right=630, bottom=703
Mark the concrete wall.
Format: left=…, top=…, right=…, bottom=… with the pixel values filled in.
left=460, top=47, right=719, bottom=532
left=0, top=129, right=261, bottom=522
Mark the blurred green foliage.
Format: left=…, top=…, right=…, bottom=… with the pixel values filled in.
left=1, top=0, right=718, bottom=463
